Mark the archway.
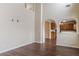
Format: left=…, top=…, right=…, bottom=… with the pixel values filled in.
left=44, top=19, right=57, bottom=47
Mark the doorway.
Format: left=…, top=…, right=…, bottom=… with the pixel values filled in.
left=45, top=20, right=57, bottom=47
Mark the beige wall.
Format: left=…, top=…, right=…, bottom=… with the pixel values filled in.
left=35, top=3, right=41, bottom=43
left=0, top=3, right=35, bottom=52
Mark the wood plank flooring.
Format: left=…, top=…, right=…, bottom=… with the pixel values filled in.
left=0, top=39, right=79, bottom=56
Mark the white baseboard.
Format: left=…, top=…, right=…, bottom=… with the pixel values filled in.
left=35, top=40, right=45, bottom=44
left=34, top=41, right=41, bottom=43
left=0, top=41, right=35, bottom=53
left=56, top=44, right=79, bottom=49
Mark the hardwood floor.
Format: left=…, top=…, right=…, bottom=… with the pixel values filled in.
left=0, top=39, right=79, bottom=56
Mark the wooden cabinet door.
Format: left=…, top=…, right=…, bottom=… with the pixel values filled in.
left=51, top=31, right=57, bottom=40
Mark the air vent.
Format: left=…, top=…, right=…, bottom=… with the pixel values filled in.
left=65, top=4, right=71, bottom=7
